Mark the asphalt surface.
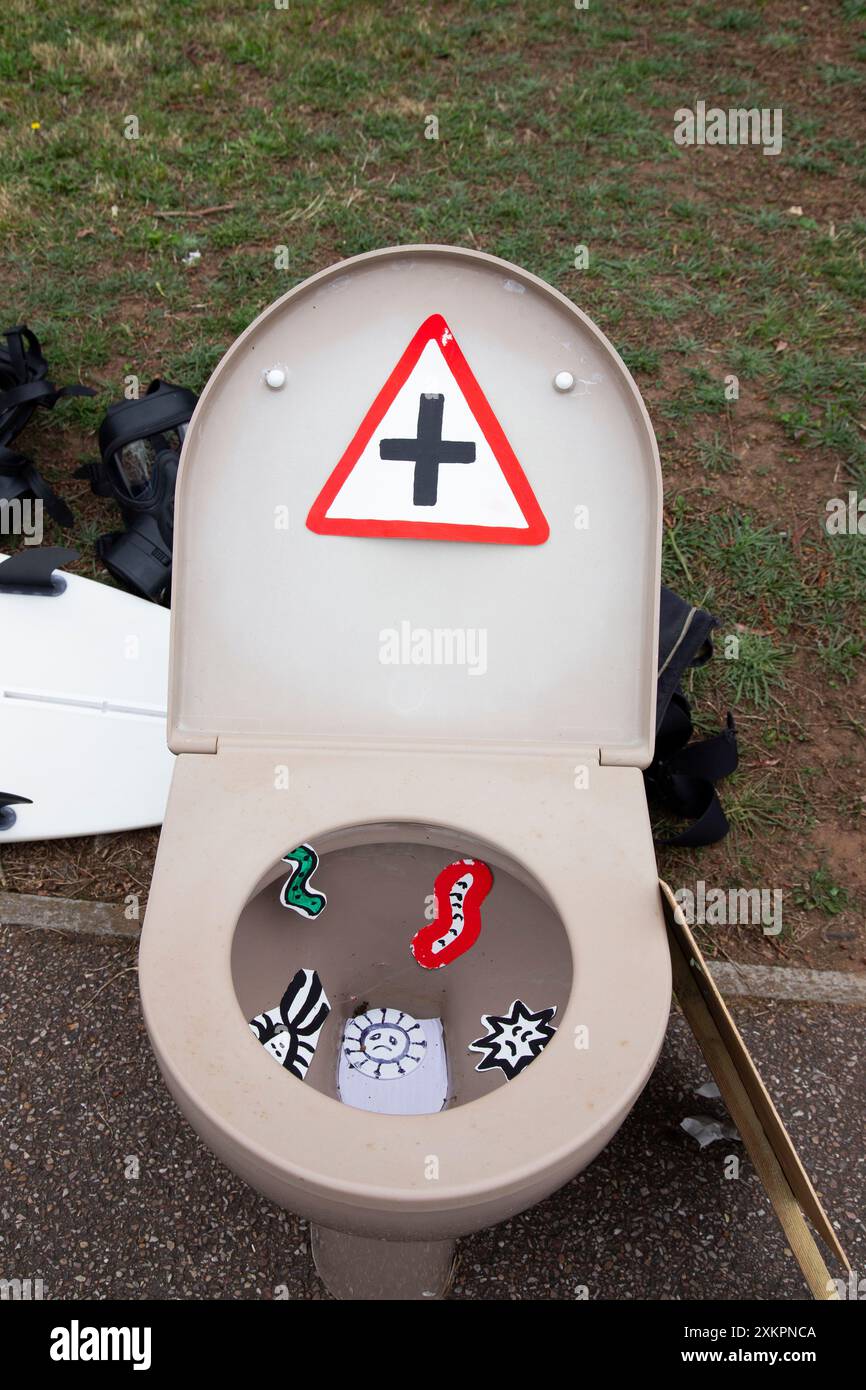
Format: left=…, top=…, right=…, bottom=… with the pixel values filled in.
left=0, top=921, right=862, bottom=1301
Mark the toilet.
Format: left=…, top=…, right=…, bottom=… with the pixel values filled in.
left=139, top=244, right=672, bottom=1300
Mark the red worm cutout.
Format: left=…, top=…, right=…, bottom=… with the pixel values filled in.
left=411, top=858, right=494, bottom=970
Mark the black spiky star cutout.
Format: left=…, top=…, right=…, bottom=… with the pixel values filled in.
left=469, top=998, right=557, bottom=1080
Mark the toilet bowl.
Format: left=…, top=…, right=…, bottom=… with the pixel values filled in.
left=139, top=245, right=672, bottom=1299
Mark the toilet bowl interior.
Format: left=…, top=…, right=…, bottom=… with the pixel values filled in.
left=231, top=826, right=573, bottom=1112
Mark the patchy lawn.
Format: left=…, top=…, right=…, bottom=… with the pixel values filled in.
left=1, top=0, right=864, bottom=970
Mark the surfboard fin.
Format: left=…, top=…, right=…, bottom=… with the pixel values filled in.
left=0, top=791, right=33, bottom=832
left=0, top=546, right=79, bottom=596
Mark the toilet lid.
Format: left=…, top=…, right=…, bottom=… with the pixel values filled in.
left=169, top=246, right=661, bottom=764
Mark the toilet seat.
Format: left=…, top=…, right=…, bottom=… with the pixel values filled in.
left=140, top=744, right=671, bottom=1240
left=166, top=244, right=661, bottom=764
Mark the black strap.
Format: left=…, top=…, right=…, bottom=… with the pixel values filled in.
left=97, top=379, right=197, bottom=463
left=0, top=378, right=92, bottom=416
left=73, top=458, right=114, bottom=497
left=0, top=325, right=93, bottom=526
left=646, top=691, right=738, bottom=847
left=1, top=323, right=95, bottom=444
left=0, top=445, right=75, bottom=527
left=0, top=324, right=44, bottom=388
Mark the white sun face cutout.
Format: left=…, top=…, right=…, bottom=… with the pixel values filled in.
left=342, top=1007, right=427, bottom=1080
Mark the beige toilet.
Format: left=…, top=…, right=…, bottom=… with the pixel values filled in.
left=139, top=244, right=672, bottom=1300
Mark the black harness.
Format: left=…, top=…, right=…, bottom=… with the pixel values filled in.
left=0, top=324, right=93, bottom=528
left=645, top=585, right=739, bottom=847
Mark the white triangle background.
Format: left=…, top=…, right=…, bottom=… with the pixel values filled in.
left=324, top=339, right=529, bottom=528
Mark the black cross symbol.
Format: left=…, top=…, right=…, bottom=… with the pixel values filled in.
left=379, top=393, right=476, bottom=506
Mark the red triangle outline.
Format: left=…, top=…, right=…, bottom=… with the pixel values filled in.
left=306, top=313, right=549, bottom=544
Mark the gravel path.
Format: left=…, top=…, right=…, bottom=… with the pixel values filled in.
left=1, top=923, right=861, bottom=1301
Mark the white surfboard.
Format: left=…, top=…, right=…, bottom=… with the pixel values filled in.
left=0, top=549, right=173, bottom=842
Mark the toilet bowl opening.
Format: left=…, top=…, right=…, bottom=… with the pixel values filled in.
left=231, top=824, right=574, bottom=1114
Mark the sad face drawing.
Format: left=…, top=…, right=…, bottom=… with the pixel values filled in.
left=342, top=1008, right=427, bottom=1080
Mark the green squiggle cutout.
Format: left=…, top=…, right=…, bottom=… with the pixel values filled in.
left=280, top=844, right=327, bottom=919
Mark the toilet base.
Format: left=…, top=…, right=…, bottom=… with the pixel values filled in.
left=311, top=1225, right=456, bottom=1301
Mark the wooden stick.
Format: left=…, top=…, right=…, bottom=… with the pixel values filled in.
left=152, top=203, right=238, bottom=220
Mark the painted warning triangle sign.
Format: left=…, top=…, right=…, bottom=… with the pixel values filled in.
left=306, top=314, right=549, bottom=544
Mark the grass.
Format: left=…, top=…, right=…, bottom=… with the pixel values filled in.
left=815, top=630, right=866, bottom=686
left=0, top=0, right=864, bottom=958
left=696, top=431, right=736, bottom=474
left=718, top=632, right=791, bottom=708
left=793, top=865, right=851, bottom=915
